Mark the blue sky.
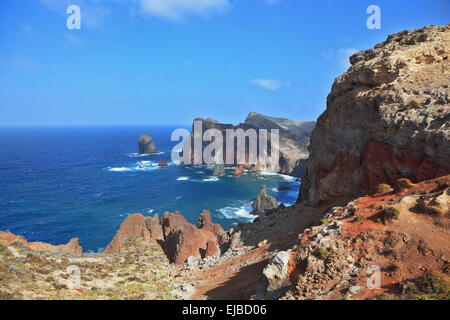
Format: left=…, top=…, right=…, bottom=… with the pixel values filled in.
left=0, top=0, right=448, bottom=126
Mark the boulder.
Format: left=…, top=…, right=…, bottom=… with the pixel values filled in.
left=158, top=160, right=168, bottom=167
left=417, top=187, right=450, bottom=215
left=252, top=185, right=278, bottom=215
left=164, top=224, right=213, bottom=265
left=138, top=133, right=157, bottom=154
left=263, top=251, right=291, bottom=299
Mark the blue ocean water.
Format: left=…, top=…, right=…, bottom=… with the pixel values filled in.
left=0, top=126, right=300, bottom=252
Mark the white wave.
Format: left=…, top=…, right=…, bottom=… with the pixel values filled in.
left=147, top=209, right=154, bottom=214
left=108, top=167, right=132, bottom=172
left=218, top=201, right=256, bottom=221
left=177, top=176, right=191, bottom=181
left=128, top=152, right=165, bottom=157
left=258, top=171, right=297, bottom=181
left=202, top=177, right=219, bottom=182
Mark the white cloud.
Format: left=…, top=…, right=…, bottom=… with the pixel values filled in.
left=140, top=0, right=230, bottom=21
left=249, top=79, right=287, bottom=91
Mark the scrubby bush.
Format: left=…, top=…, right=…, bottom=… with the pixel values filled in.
left=383, top=207, right=400, bottom=223
left=398, top=178, right=415, bottom=189
left=409, top=271, right=450, bottom=300
left=313, top=247, right=330, bottom=260
left=377, top=183, right=392, bottom=194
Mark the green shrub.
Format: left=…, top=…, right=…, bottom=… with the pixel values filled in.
left=383, top=207, right=400, bottom=223
left=409, top=271, right=450, bottom=300
left=314, top=247, right=330, bottom=260
left=398, top=178, right=415, bottom=189
left=377, top=183, right=392, bottom=194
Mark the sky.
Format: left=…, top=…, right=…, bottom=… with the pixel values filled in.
left=0, top=0, right=448, bottom=126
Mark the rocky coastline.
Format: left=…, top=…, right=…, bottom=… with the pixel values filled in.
left=1, top=25, right=449, bottom=301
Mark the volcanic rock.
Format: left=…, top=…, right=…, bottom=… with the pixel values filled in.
left=299, top=25, right=450, bottom=205
left=0, top=231, right=82, bottom=254
left=253, top=185, right=278, bottom=216
left=263, top=251, right=291, bottom=299
left=158, top=160, right=168, bottom=167
left=138, top=133, right=157, bottom=154
left=233, top=165, right=244, bottom=176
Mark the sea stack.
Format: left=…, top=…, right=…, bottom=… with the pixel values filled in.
left=252, top=184, right=278, bottom=216
left=211, top=163, right=225, bottom=177
left=138, top=133, right=157, bottom=154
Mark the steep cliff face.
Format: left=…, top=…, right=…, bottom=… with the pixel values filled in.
left=299, top=25, right=450, bottom=204
left=183, top=113, right=315, bottom=177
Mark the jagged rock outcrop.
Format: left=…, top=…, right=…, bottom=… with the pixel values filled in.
left=183, top=113, right=315, bottom=177
left=104, top=210, right=227, bottom=265
left=233, top=165, right=244, bottom=176
left=0, top=231, right=82, bottom=254
left=211, top=163, right=225, bottom=176
left=299, top=25, right=450, bottom=205
left=138, top=133, right=157, bottom=154
left=158, top=160, right=168, bottom=167
left=263, top=251, right=292, bottom=299
left=252, top=185, right=278, bottom=216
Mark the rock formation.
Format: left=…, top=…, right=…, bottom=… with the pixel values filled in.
left=0, top=231, right=82, bottom=254
left=138, top=133, right=157, bottom=154
left=183, top=113, right=315, bottom=177
left=252, top=185, right=278, bottom=216
left=299, top=25, right=450, bottom=205
left=158, top=159, right=168, bottom=167
left=104, top=210, right=227, bottom=265
left=263, top=251, right=291, bottom=299
left=233, top=165, right=244, bottom=176
left=211, top=163, right=225, bottom=176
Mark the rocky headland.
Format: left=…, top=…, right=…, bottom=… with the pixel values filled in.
left=182, top=112, right=315, bottom=177
left=299, top=24, right=450, bottom=205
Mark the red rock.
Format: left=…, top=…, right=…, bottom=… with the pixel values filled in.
left=164, top=224, right=213, bottom=265
left=198, top=210, right=224, bottom=239
left=233, top=165, right=244, bottom=176
left=104, top=213, right=158, bottom=254
left=161, top=211, right=188, bottom=238
left=204, top=240, right=219, bottom=258
left=145, top=214, right=163, bottom=241
left=0, top=231, right=82, bottom=254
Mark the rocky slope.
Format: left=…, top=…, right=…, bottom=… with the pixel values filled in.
left=183, top=112, right=315, bottom=177
left=299, top=24, right=450, bottom=205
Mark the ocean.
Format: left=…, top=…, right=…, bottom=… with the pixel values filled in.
left=0, top=126, right=300, bottom=252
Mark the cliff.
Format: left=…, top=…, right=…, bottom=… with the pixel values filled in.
left=299, top=24, right=450, bottom=205
left=183, top=113, right=315, bottom=177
